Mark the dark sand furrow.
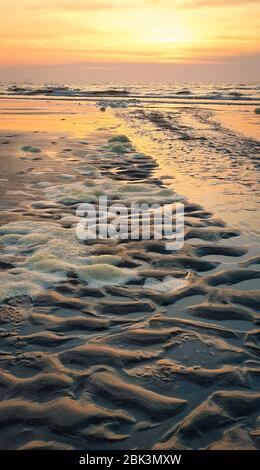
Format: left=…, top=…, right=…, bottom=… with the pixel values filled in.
left=154, top=391, right=260, bottom=450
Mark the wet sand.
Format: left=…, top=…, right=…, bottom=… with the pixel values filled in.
left=0, top=100, right=259, bottom=450
left=115, top=104, right=260, bottom=239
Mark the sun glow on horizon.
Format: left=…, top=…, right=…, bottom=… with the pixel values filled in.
left=0, top=0, right=259, bottom=80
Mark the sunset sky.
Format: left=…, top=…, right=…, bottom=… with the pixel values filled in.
left=0, top=0, right=259, bottom=82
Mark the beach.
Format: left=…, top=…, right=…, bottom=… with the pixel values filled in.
left=0, top=94, right=259, bottom=450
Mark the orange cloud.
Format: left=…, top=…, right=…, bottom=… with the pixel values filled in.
left=0, top=0, right=259, bottom=74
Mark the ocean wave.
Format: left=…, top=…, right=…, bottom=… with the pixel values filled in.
left=5, top=84, right=130, bottom=97
left=1, top=82, right=260, bottom=103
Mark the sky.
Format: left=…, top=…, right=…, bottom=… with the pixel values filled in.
left=0, top=0, right=259, bottom=82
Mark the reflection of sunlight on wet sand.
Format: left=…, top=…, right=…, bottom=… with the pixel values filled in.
left=214, top=105, right=260, bottom=141
left=0, top=99, right=121, bottom=138
left=124, top=132, right=259, bottom=239
left=115, top=106, right=260, bottom=241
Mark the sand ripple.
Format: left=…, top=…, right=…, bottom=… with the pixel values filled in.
left=0, top=131, right=259, bottom=450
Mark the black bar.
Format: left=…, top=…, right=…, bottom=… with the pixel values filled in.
left=0, top=450, right=258, bottom=468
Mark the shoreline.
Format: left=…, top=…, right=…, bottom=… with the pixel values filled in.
left=1, top=94, right=260, bottom=108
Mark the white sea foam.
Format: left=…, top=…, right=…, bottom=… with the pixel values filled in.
left=77, top=264, right=138, bottom=287
left=43, top=177, right=180, bottom=207
left=143, top=276, right=189, bottom=293
left=58, top=174, right=76, bottom=181
left=0, top=270, right=64, bottom=301
left=0, top=135, right=184, bottom=300
left=0, top=217, right=135, bottom=297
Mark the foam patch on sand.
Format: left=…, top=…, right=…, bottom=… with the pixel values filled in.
left=21, top=146, right=41, bottom=153
left=143, top=276, right=189, bottom=293
left=78, top=264, right=138, bottom=287
left=108, top=135, right=131, bottom=143
left=43, top=177, right=179, bottom=206
left=108, top=143, right=133, bottom=154
left=0, top=218, right=136, bottom=297
left=96, top=99, right=139, bottom=110
left=77, top=165, right=101, bottom=177
left=58, top=174, right=76, bottom=181
left=22, top=252, right=74, bottom=276
left=0, top=222, right=76, bottom=251
left=0, top=221, right=86, bottom=297
left=44, top=182, right=99, bottom=205
left=0, top=270, right=63, bottom=302
left=84, top=255, right=122, bottom=266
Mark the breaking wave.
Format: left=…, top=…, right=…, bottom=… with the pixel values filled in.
left=1, top=82, right=260, bottom=104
